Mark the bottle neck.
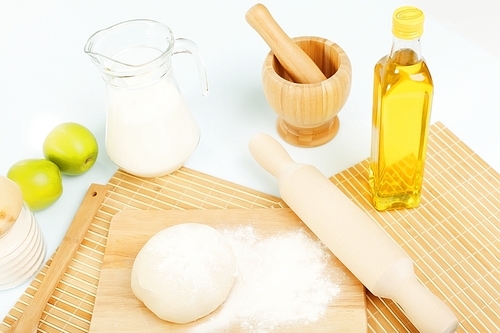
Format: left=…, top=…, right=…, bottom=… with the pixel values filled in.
left=390, top=36, right=422, bottom=65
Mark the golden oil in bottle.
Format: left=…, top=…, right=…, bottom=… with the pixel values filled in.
left=369, top=6, right=433, bottom=211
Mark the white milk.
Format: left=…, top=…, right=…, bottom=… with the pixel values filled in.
left=104, top=45, right=200, bottom=177
left=106, top=79, right=200, bottom=178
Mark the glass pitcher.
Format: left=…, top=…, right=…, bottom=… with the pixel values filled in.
left=84, top=19, right=208, bottom=178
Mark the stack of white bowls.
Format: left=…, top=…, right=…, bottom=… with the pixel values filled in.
left=0, top=204, right=46, bottom=290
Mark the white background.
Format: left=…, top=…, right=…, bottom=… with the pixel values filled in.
left=1, top=0, right=499, bottom=320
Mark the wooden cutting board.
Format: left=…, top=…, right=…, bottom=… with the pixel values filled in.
left=89, top=208, right=367, bottom=332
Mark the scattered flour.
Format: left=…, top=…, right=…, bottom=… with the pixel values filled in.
left=189, top=226, right=341, bottom=333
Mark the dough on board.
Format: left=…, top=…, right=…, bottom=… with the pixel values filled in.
left=131, top=222, right=237, bottom=324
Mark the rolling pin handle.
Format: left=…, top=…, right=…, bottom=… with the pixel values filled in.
left=391, top=275, right=458, bottom=333
left=249, top=133, right=300, bottom=178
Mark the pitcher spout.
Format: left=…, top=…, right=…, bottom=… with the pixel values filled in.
left=83, top=49, right=109, bottom=72
left=84, top=26, right=116, bottom=70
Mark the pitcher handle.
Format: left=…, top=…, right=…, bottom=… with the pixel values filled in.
left=173, top=38, right=209, bottom=97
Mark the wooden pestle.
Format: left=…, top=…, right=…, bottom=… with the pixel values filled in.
left=245, top=3, right=327, bottom=84
left=248, top=133, right=459, bottom=333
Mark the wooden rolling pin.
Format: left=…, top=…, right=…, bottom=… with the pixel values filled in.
left=245, top=3, right=327, bottom=84
left=249, top=133, right=458, bottom=333
left=6, top=184, right=108, bottom=333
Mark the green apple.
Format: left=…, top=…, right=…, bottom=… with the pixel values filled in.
left=43, top=122, right=98, bottom=176
left=7, top=159, right=63, bottom=211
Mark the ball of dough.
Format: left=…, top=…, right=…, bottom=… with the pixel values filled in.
left=131, top=223, right=237, bottom=324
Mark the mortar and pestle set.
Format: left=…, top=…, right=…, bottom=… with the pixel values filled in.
left=246, top=3, right=352, bottom=147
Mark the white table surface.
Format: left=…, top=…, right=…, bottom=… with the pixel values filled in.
left=1, top=0, right=499, bottom=321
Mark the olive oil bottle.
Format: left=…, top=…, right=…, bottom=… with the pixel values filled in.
left=369, top=6, right=433, bottom=211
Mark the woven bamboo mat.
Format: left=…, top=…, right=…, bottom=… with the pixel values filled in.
left=330, top=122, right=500, bottom=332
left=1, top=121, right=499, bottom=332
left=1, top=167, right=286, bottom=333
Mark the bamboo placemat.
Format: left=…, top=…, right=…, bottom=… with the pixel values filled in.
left=330, top=122, right=500, bottom=332
left=2, top=122, right=499, bottom=332
left=0, top=169, right=286, bottom=333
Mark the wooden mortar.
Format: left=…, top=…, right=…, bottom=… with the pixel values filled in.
left=262, top=36, right=352, bottom=147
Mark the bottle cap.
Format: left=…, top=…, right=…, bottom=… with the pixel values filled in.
left=392, top=6, right=424, bottom=40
